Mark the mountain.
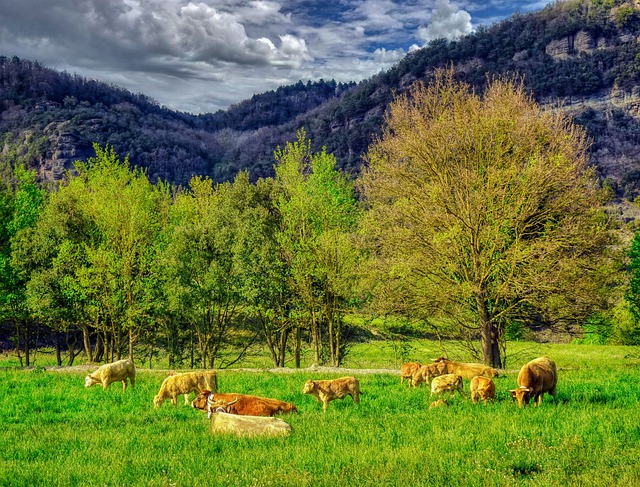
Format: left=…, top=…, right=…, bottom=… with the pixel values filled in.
left=3, top=0, right=640, bottom=202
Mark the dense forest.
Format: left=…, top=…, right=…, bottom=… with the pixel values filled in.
left=4, top=1, right=640, bottom=197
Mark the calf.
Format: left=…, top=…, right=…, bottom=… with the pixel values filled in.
left=191, top=390, right=298, bottom=417
left=302, top=376, right=361, bottom=412
left=400, top=362, right=421, bottom=386
left=510, top=356, right=557, bottom=407
left=470, top=376, right=495, bottom=404
left=84, top=359, right=135, bottom=392
left=411, top=362, right=447, bottom=388
left=430, top=373, right=464, bottom=399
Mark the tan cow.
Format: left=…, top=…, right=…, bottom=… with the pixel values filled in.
left=191, top=390, right=298, bottom=417
left=470, top=376, right=495, bottom=404
left=302, top=376, right=361, bottom=412
left=84, top=359, right=135, bottom=392
left=153, top=371, right=218, bottom=408
left=433, top=357, right=499, bottom=380
left=400, top=362, right=421, bottom=386
left=510, top=356, right=557, bottom=407
left=411, top=362, right=447, bottom=388
left=429, top=398, right=449, bottom=410
left=430, top=374, right=464, bottom=399
left=210, top=411, right=292, bottom=437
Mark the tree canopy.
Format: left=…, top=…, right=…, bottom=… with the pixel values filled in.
left=359, top=69, right=613, bottom=367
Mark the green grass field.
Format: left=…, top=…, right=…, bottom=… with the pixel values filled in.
left=2, top=341, right=640, bottom=486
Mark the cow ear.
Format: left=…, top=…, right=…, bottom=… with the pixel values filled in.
left=509, top=389, right=517, bottom=397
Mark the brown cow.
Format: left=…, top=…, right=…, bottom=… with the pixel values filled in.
left=411, top=362, right=447, bottom=388
left=433, top=357, right=499, bottom=380
left=430, top=374, right=464, bottom=399
left=510, top=356, right=557, bottom=407
left=400, top=362, right=421, bottom=386
left=191, top=390, right=298, bottom=417
left=302, top=376, right=361, bottom=412
left=470, top=376, right=495, bottom=404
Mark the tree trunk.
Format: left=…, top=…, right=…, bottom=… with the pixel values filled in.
left=128, top=329, right=136, bottom=362
left=312, top=310, right=320, bottom=367
left=294, top=326, right=301, bottom=368
left=54, top=331, right=62, bottom=366
left=24, top=321, right=31, bottom=367
left=82, top=326, right=94, bottom=363
left=477, top=295, right=502, bottom=368
left=277, top=328, right=288, bottom=368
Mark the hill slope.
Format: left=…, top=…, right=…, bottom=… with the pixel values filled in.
left=3, top=0, right=640, bottom=199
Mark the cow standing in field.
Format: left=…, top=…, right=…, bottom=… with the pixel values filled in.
left=84, top=359, right=136, bottom=392
left=433, top=357, right=499, bottom=380
left=510, top=356, right=557, bottom=407
left=430, top=374, right=464, bottom=400
left=400, top=362, right=421, bottom=386
left=191, top=390, right=298, bottom=417
left=470, top=376, right=495, bottom=404
left=153, top=371, right=218, bottom=408
left=302, top=376, right=361, bottom=412
left=411, top=362, right=447, bottom=388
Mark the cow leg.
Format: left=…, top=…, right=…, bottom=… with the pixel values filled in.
left=351, top=392, right=360, bottom=405
left=183, top=394, right=191, bottom=405
left=122, top=380, right=127, bottom=392
left=322, top=399, right=329, bottom=412
left=171, top=395, right=178, bottom=407
left=129, top=374, right=135, bottom=388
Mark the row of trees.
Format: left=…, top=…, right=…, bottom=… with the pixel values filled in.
left=1, top=71, right=636, bottom=369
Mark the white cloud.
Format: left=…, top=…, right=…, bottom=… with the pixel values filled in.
left=416, top=0, right=474, bottom=43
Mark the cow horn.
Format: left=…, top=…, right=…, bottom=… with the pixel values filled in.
left=228, top=397, right=238, bottom=406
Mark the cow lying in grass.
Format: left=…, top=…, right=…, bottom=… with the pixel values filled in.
left=302, top=376, right=361, bottom=412
left=153, top=371, right=218, bottom=408
left=191, top=390, right=298, bottom=417
left=510, top=356, right=557, bottom=407
left=209, top=411, right=292, bottom=437
left=433, top=357, right=499, bottom=379
left=84, top=359, right=135, bottom=392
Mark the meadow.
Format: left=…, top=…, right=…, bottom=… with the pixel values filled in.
left=2, top=341, right=640, bottom=487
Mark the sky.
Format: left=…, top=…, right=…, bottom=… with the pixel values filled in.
left=0, top=0, right=554, bottom=114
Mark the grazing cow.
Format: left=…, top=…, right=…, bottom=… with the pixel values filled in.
left=400, top=362, right=421, bottom=386
left=510, top=356, right=557, bottom=407
left=84, top=359, right=135, bottom=392
left=153, top=371, right=218, bottom=408
left=191, top=390, right=298, bottom=417
left=433, top=357, right=499, bottom=380
left=429, top=398, right=449, bottom=410
left=430, top=374, right=464, bottom=399
left=470, top=376, right=495, bottom=404
left=411, top=362, right=448, bottom=388
left=210, top=411, right=292, bottom=437
left=302, top=376, right=361, bottom=412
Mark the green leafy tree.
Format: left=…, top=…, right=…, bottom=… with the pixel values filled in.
left=359, top=70, right=613, bottom=367
left=275, top=130, right=361, bottom=366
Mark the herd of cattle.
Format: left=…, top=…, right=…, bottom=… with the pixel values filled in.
left=82, top=355, right=558, bottom=436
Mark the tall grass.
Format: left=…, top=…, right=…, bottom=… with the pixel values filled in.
left=1, top=343, right=640, bottom=486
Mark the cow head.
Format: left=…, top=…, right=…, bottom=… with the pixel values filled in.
left=153, top=395, right=164, bottom=409
left=510, top=386, right=533, bottom=407
left=192, top=389, right=213, bottom=411
left=84, top=374, right=99, bottom=388
left=206, top=395, right=238, bottom=418
left=302, top=380, right=316, bottom=395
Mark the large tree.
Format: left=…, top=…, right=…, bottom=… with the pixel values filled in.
left=359, top=70, right=612, bottom=367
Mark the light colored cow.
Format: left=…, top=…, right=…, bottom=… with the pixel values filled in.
left=302, top=376, right=361, bottom=412
left=430, top=373, right=464, bottom=399
left=153, top=371, right=217, bottom=408
left=411, top=362, right=447, bottom=388
left=84, top=359, right=135, bottom=392
left=433, top=357, right=499, bottom=379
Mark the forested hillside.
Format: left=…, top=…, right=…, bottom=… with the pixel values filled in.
left=4, top=1, right=640, bottom=197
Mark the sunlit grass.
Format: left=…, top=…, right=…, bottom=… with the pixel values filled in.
left=2, top=343, right=640, bottom=486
